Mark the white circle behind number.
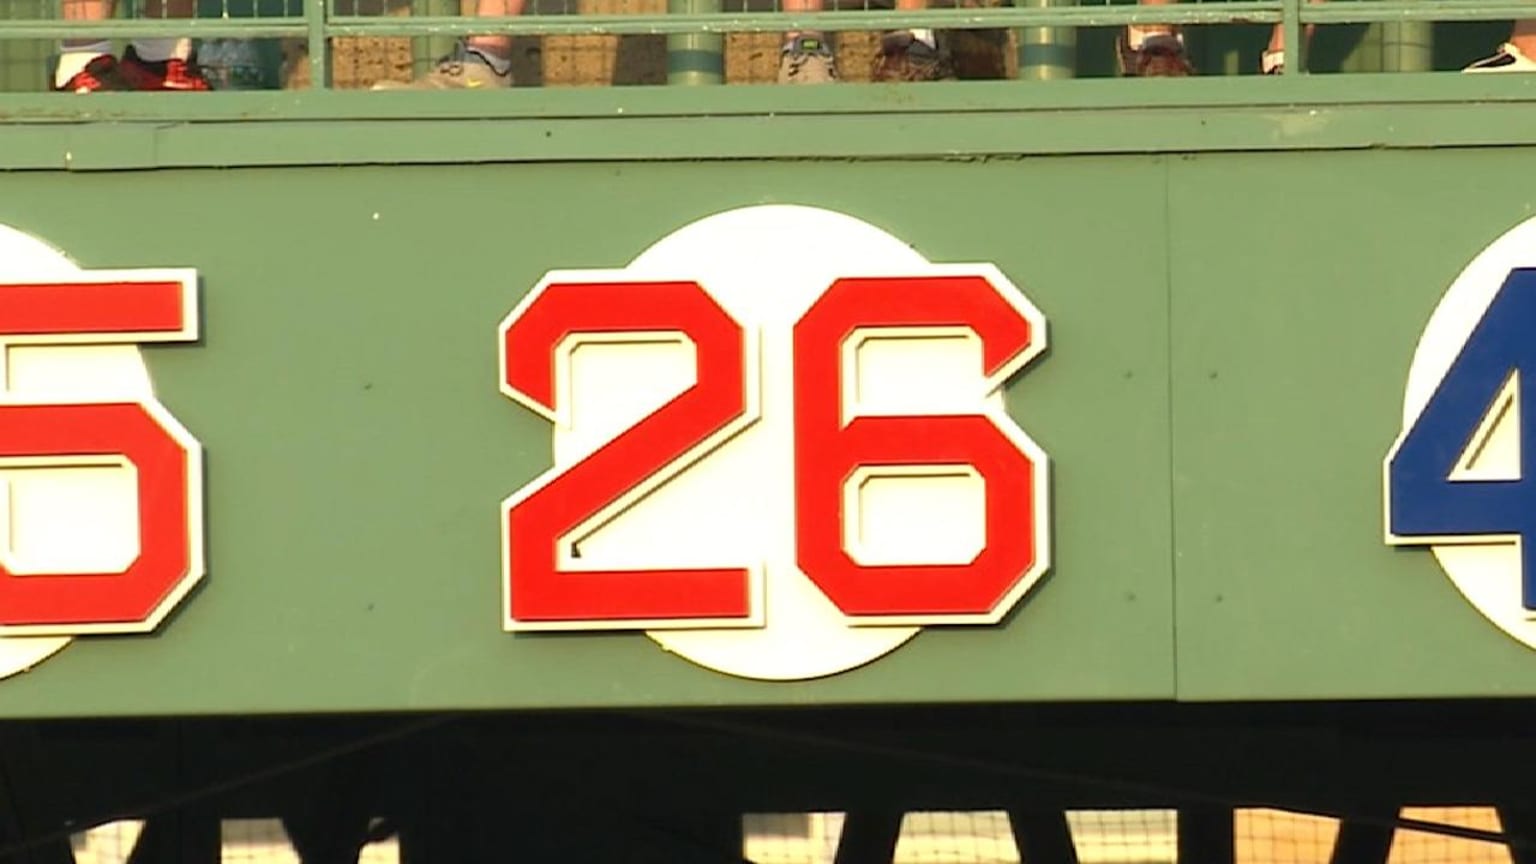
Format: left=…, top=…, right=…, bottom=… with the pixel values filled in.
left=555, top=205, right=1033, bottom=680
left=0, top=224, right=160, bottom=678
left=1398, top=215, right=1536, bottom=650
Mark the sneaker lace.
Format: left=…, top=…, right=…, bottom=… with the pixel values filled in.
left=782, top=40, right=836, bottom=80
left=434, top=40, right=474, bottom=75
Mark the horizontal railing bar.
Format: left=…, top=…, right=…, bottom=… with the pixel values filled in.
left=326, top=2, right=1536, bottom=35
left=0, top=0, right=1524, bottom=42
left=1300, top=0, right=1536, bottom=24
left=5, top=74, right=1536, bottom=123
left=325, top=4, right=1287, bottom=36
left=0, top=18, right=306, bottom=38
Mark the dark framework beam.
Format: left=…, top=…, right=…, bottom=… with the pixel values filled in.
left=1329, top=805, right=1399, bottom=864
left=123, top=811, right=219, bottom=864
left=1008, top=808, right=1080, bottom=864
left=0, top=727, right=76, bottom=864
left=834, top=811, right=903, bottom=864
left=1178, top=806, right=1234, bottom=864
left=1496, top=805, right=1536, bottom=864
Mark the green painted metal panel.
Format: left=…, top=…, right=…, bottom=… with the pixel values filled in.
left=0, top=158, right=1173, bottom=717
left=9, top=77, right=1536, bottom=172
left=3, top=75, right=1536, bottom=127
left=0, top=0, right=51, bottom=93
left=1168, top=148, right=1536, bottom=700
left=9, top=90, right=1536, bottom=714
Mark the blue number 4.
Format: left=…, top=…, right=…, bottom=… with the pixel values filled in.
left=1388, top=268, right=1536, bottom=608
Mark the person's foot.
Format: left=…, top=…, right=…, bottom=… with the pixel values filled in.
left=1465, top=43, right=1536, bottom=73
left=871, top=30, right=955, bottom=81
left=777, top=34, right=838, bottom=83
left=1118, top=32, right=1194, bottom=77
left=118, top=46, right=211, bottom=90
left=55, top=54, right=132, bottom=92
left=372, top=42, right=513, bottom=89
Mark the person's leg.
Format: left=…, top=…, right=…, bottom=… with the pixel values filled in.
left=1514, top=18, right=1536, bottom=56
left=118, top=0, right=210, bottom=88
left=464, top=0, right=525, bottom=76
left=871, top=0, right=954, bottom=81
left=55, top=0, right=124, bottom=90
left=1122, top=0, right=1193, bottom=76
left=373, top=0, right=525, bottom=87
left=777, top=0, right=837, bottom=83
left=1260, top=0, right=1316, bottom=74
left=1127, top=0, right=1174, bottom=51
left=1466, top=19, right=1536, bottom=71
left=1262, top=25, right=1286, bottom=73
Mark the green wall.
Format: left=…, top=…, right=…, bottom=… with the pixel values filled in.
left=0, top=81, right=1533, bottom=716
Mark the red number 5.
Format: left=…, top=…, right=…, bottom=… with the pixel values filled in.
left=0, top=276, right=203, bottom=635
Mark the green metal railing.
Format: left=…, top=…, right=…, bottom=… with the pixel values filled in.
left=2, top=0, right=1528, bottom=39
left=0, top=0, right=1527, bottom=90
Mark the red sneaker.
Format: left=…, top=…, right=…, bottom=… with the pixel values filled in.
left=55, top=54, right=132, bottom=92
left=118, top=47, right=211, bottom=91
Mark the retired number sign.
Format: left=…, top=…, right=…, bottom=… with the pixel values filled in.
left=1386, top=215, right=1536, bottom=653
left=0, top=225, right=203, bottom=681
left=499, top=206, right=1051, bottom=680
left=0, top=207, right=1044, bottom=685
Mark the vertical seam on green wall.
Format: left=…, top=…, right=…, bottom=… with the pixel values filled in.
left=1163, top=152, right=1182, bottom=700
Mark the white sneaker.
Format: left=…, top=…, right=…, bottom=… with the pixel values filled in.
left=372, top=42, right=512, bottom=89
left=1464, top=43, right=1536, bottom=73
left=777, top=35, right=838, bottom=84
